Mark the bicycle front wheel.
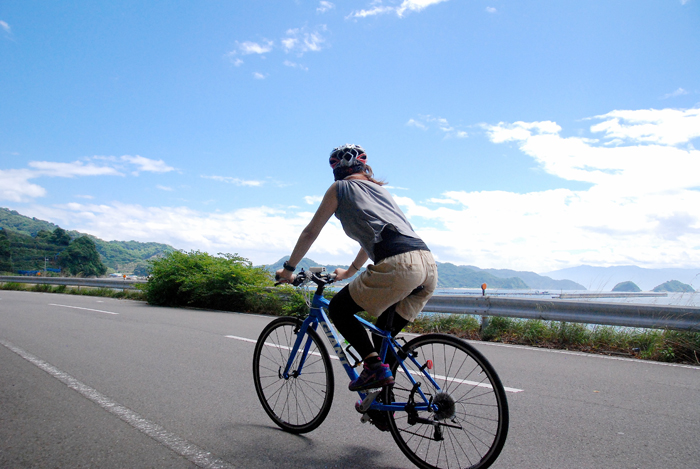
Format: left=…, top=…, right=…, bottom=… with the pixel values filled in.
left=385, top=333, right=509, bottom=469
left=252, top=317, right=334, bottom=434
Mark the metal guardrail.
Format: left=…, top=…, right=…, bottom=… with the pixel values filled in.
left=0, top=276, right=147, bottom=290
left=2, top=276, right=699, bottom=331
left=424, top=295, right=700, bottom=332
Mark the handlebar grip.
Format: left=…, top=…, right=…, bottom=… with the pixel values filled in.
left=275, top=272, right=297, bottom=285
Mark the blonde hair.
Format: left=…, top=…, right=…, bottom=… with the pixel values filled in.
left=362, top=164, right=387, bottom=186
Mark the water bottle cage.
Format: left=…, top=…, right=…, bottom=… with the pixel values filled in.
left=344, top=345, right=362, bottom=368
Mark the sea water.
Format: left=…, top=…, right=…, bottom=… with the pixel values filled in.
left=434, top=288, right=700, bottom=307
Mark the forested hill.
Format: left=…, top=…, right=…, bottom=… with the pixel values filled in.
left=1, top=208, right=174, bottom=274
left=262, top=257, right=584, bottom=290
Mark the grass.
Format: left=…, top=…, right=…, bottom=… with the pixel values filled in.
left=3, top=281, right=698, bottom=365
left=410, top=314, right=700, bottom=365
left=1, top=281, right=147, bottom=300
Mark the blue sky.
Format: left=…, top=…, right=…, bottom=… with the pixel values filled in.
left=1, top=0, right=699, bottom=273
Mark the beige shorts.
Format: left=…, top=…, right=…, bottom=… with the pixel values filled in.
left=348, top=250, right=438, bottom=322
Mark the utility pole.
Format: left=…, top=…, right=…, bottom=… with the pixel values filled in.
left=44, top=257, right=48, bottom=276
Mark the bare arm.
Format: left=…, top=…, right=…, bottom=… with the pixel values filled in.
left=276, top=183, right=338, bottom=282
left=334, top=248, right=368, bottom=281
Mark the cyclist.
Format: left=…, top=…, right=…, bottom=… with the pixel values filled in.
left=276, top=143, right=438, bottom=394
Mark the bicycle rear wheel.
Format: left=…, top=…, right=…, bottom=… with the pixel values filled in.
left=385, top=333, right=509, bottom=469
left=252, top=317, right=334, bottom=434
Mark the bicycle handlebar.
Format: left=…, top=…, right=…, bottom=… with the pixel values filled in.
left=275, top=269, right=337, bottom=287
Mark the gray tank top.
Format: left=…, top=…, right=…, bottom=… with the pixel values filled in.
left=335, top=179, right=423, bottom=262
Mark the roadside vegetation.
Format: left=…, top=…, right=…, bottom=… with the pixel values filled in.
left=2, top=249, right=698, bottom=365
left=0, top=281, right=146, bottom=300
left=406, top=314, right=700, bottom=365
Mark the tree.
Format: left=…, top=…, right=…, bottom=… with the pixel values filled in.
left=35, top=229, right=52, bottom=243
left=58, top=236, right=107, bottom=277
left=0, top=229, right=12, bottom=272
left=50, top=227, right=71, bottom=246
left=133, top=262, right=150, bottom=277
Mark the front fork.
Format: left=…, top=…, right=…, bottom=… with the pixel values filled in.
left=281, top=318, right=316, bottom=380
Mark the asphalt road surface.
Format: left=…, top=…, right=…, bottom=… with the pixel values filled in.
left=1, top=290, right=698, bottom=468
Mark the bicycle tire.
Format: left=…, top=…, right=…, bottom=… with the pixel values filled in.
left=252, top=316, right=334, bottom=434
left=384, top=333, right=509, bottom=469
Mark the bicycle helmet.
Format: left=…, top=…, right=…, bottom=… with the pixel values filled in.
left=329, top=144, right=368, bottom=180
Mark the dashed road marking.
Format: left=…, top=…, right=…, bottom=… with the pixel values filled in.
left=49, top=303, right=119, bottom=315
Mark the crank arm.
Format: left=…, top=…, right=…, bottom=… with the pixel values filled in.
left=358, top=389, right=382, bottom=412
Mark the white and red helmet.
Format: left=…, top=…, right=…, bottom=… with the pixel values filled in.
left=329, top=144, right=367, bottom=180
left=329, top=144, right=367, bottom=169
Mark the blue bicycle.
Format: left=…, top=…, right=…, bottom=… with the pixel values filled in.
left=252, top=268, right=509, bottom=469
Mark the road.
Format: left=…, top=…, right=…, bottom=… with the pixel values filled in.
left=1, top=290, right=698, bottom=468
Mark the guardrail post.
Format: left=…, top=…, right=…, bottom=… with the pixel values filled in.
left=479, top=315, right=491, bottom=339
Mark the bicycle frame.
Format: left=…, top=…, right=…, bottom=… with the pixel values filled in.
left=282, top=288, right=440, bottom=413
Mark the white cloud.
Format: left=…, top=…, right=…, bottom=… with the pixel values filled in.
left=304, top=195, right=323, bottom=204
left=0, top=156, right=175, bottom=202
left=662, top=87, right=688, bottom=99
left=406, top=118, right=428, bottom=130
left=237, top=40, right=274, bottom=55
left=589, top=108, right=700, bottom=146
left=27, top=160, right=122, bottom=177
left=203, top=175, right=264, bottom=187
left=282, top=26, right=327, bottom=55
left=407, top=115, right=468, bottom=138
left=120, top=155, right=175, bottom=174
left=156, top=185, right=174, bottom=192
left=407, top=107, right=700, bottom=271
left=253, top=72, right=266, bottom=80
left=0, top=169, right=47, bottom=202
left=348, top=0, right=450, bottom=19
left=486, top=7, right=497, bottom=14
left=317, top=1, right=335, bottom=13
left=284, top=60, right=309, bottom=71
left=0, top=20, right=10, bottom=34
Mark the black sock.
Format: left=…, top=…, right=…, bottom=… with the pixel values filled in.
left=365, top=356, right=383, bottom=368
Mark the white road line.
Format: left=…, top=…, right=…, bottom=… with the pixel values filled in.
left=225, top=335, right=523, bottom=393
left=0, top=339, right=236, bottom=469
left=225, top=335, right=340, bottom=361
left=49, top=303, right=119, bottom=315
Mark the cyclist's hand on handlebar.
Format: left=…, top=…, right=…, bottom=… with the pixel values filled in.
left=332, top=267, right=352, bottom=281
left=275, top=268, right=295, bottom=284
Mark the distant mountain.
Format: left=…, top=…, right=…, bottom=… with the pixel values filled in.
left=544, top=265, right=700, bottom=291
left=436, top=263, right=528, bottom=289
left=612, top=281, right=641, bottom=292
left=652, top=280, right=695, bottom=293
left=1, top=207, right=175, bottom=273
left=0, top=208, right=61, bottom=237
left=261, top=257, right=582, bottom=290
left=472, top=267, right=585, bottom=291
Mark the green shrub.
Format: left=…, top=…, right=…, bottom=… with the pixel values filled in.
left=0, top=282, right=27, bottom=291
left=481, top=316, right=517, bottom=341
left=141, top=250, right=277, bottom=313
left=281, top=288, right=311, bottom=317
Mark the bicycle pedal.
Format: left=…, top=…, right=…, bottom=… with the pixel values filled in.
left=360, top=413, right=372, bottom=424
left=358, top=389, right=382, bottom=412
